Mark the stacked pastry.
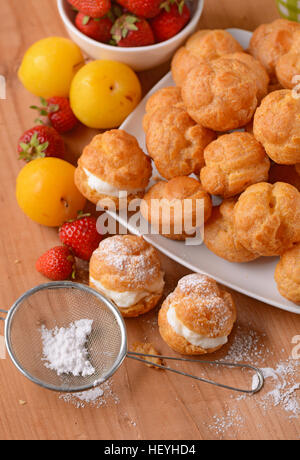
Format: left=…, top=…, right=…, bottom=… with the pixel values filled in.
left=74, top=21, right=300, bottom=347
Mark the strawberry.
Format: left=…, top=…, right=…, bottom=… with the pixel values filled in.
left=116, top=0, right=162, bottom=18
left=30, top=97, right=78, bottom=134
left=36, top=246, right=76, bottom=281
left=75, top=12, right=113, bottom=43
left=67, top=0, right=111, bottom=18
left=150, top=0, right=190, bottom=42
left=18, top=125, right=65, bottom=162
left=111, top=15, right=155, bottom=47
left=59, top=213, right=102, bottom=261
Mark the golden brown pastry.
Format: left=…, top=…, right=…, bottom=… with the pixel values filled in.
left=253, top=90, right=300, bottom=165
left=131, top=342, right=164, bottom=369
left=220, top=52, right=270, bottom=101
left=249, top=18, right=300, bottom=80
left=171, top=47, right=206, bottom=87
left=200, top=132, right=270, bottom=198
left=171, top=29, right=243, bottom=87
left=276, top=30, right=300, bottom=89
left=204, top=199, right=259, bottom=263
left=158, top=274, right=236, bottom=355
left=274, top=243, right=300, bottom=304
left=143, top=86, right=183, bottom=133
left=185, top=29, right=243, bottom=61
left=145, top=105, right=216, bottom=180
left=140, top=176, right=212, bottom=241
left=234, top=182, right=300, bottom=256
left=89, top=235, right=165, bottom=318
left=181, top=58, right=258, bottom=132
left=268, top=164, right=300, bottom=192
left=75, top=130, right=152, bottom=210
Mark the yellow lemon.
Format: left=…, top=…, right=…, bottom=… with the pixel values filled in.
left=70, top=60, right=142, bottom=129
left=18, top=37, right=84, bottom=98
left=16, top=158, right=86, bottom=227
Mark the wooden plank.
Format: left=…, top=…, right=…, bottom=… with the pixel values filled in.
left=0, top=0, right=299, bottom=441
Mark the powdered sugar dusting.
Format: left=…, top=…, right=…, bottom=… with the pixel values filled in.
left=41, top=319, right=95, bottom=377
left=94, top=236, right=160, bottom=286
left=59, top=379, right=120, bottom=409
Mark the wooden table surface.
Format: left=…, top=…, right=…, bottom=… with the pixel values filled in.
left=0, top=0, right=299, bottom=441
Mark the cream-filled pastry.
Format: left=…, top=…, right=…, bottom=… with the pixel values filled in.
left=89, top=235, right=165, bottom=317
left=140, top=176, right=212, bottom=241
left=158, top=274, right=236, bottom=355
left=75, top=130, right=152, bottom=209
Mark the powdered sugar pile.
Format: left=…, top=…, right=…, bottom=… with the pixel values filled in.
left=252, top=360, right=300, bottom=419
left=60, top=379, right=120, bottom=408
left=41, top=319, right=95, bottom=377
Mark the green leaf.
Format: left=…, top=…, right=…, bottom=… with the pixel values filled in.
left=39, top=141, right=49, bottom=152
left=40, top=97, right=48, bottom=107
left=19, top=142, right=29, bottom=151
left=48, top=104, right=59, bottom=113
left=82, top=15, right=90, bottom=25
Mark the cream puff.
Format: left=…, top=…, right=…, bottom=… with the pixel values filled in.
left=220, top=52, right=270, bottom=101
left=89, top=235, right=165, bottom=318
left=200, top=132, right=270, bottom=198
left=276, top=30, right=300, bottom=89
left=172, top=30, right=244, bottom=87
left=171, top=47, right=206, bottom=87
left=204, top=199, right=259, bottom=263
left=234, top=182, right=300, bottom=257
left=186, top=30, right=243, bottom=59
left=249, top=18, right=300, bottom=80
left=75, top=130, right=152, bottom=209
left=158, top=274, right=236, bottom=355
left=181, top=58, right=258, bottom=132
left=140, top=176, right=212, bottom=241
left=145, top=105, right=216, bottom=180
left=143, top=86, right=183, bottom=133
left=253, top=90, right=300, bottom=165
left=274, top=243, right=300, bottom=304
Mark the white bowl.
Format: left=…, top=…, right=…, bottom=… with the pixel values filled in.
left=57, top=0, right=204, bottom=71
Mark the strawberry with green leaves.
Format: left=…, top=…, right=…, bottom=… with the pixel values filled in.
left=59, top=213, right=103, bottom=261
left=30, top=97, right=78, bottom=134
left=116, top=0, right=162, bottom=18
left=18, top=125, right=65, bottom=162
left=36, top=246, right=76, bottom=281
left=67, top=0, right=111, bottom=18
left=150, top=0, right=190, bottom=42
left=75, top=12, right=114, bottom=43
left=111, top=14, right=155, bottom=47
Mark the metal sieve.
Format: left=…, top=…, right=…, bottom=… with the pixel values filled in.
left=0, top=282, right=264, bottom=394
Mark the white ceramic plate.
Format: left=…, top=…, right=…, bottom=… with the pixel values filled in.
left=109, top=29, right=300, bottom=315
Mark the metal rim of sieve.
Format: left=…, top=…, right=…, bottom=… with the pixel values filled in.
left=3, top=282, right=128, bottom=393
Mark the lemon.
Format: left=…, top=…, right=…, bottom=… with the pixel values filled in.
left=70, top=60, right=142, bottom=129
left=18, top=37, right=84, bottom=98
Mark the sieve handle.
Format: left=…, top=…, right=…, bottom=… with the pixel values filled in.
left=126, top=352, right=264, bottom=395
left=0, top=309, right=8, bottom=321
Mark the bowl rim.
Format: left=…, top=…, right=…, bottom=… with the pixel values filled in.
left=57, top=0, right=204, bottom=53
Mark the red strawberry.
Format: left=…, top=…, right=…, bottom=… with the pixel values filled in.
left=111, top=15, right=155, bottom=47
left=67, top=0, right=111, bottom=18
left=75, top=12, right=113, bottom=42
left=59, top=214, right=102, bottom=261
left=18, top=125, right=65, bottom=162
left=116, top=0, right=162, bottom=18
left=36, top=246, right=76, bottom=281
left=150, top=0, right=190, bottom=42
left=30, top=97, right=78, bottom=134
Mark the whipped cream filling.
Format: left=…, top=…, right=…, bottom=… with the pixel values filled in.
left=90, top=275, right=164, bottom=309
left=167, top=305, right=228, bottom=349
left=83, top=168, right=144, bottom=197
